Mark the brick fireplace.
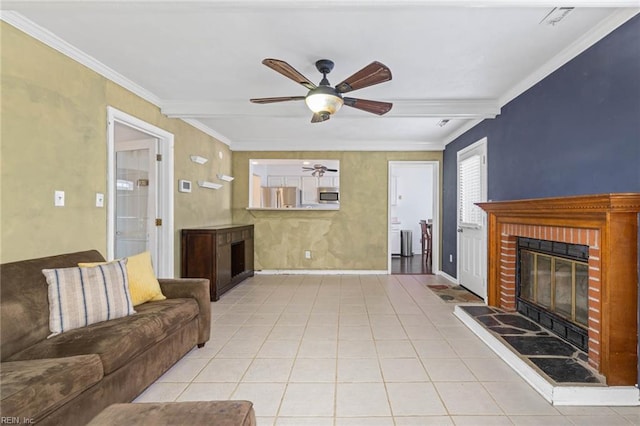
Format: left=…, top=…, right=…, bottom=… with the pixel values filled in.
left=478, top=193, right=640, bottom=386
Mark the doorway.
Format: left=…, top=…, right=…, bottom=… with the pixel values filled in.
left=388, top=161, right=439, bottom=275
left=456, top=137, right=487, bottom=299
left=114, top=138, right=158, bottom=259
left=107, top=107, right=175, bottom=277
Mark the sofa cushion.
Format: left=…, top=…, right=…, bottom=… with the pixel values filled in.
left=0, top=355, right=103, bottom=421
left=87, top=401, right=256, bottom=426
left=1, top=250, right=106, bottom=361
left=42, top=260, right=136, bottom=336
left=7, top=298, right=199, bottom=375
left=80, top=251, right=166, bottom=307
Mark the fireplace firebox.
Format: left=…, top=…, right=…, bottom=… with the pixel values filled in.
left=516, top=237, right=589, bottom=351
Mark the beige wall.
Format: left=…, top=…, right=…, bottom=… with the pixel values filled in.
left=1, top=22, right=443, bottom=273
left=1, top=23, right=232, bottom=270
left=232, top=151, right=442, bottom=271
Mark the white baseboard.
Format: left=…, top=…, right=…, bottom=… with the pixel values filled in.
left=454, top=306, right=639, bottom=406
left=256, top=269, right=387, bottom=275
left=437, top=270, right=458, bottom=284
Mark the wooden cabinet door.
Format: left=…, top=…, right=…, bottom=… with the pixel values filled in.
left=244, top=233, right=254, bottom=273
left=182, top=232, right=215, bottom=282
left=216, top=231, right=232, bottom=288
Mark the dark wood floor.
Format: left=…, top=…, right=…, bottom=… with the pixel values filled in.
left=391, top=254, right=433, bottom=275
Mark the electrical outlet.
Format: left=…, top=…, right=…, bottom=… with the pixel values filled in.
left=449, top=254, right=453, bottom=263
left=304, top=250, right=311, bottom=259
left=54, top=190, right=65, bottom=207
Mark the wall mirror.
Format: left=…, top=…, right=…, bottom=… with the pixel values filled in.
left=248, top=159, right=340, bottom=210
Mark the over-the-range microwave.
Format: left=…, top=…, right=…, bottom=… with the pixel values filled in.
left=318, top=187, right=339, bottom=204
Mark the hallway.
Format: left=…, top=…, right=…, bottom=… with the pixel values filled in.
left=391, top=254, right=432, bottom=275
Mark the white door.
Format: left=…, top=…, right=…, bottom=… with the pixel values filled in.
left=457, top=138, right=488, bottom=298
left=107, top=107, right=175, bottom=278
left=114, top=139, right=158, bottom=260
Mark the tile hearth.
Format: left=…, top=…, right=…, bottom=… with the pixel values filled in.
left=458, top=305, right=603, bottom=385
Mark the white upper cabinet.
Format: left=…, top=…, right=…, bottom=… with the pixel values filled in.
left=318, top=176, right=338, bottom=188
left=266, top=176, right=301, bottom=188
left=301, top=177, right=319, bottom=204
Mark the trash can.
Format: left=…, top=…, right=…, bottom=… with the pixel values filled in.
left=401, top=230, right=413, bottom=257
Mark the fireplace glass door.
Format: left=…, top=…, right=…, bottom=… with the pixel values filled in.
left=519, top=250, right=588, bottom=328
left=517, top=238, right=589, bottom=351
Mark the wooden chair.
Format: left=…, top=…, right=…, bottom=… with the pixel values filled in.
left=419, top=220, right=432, bottom=261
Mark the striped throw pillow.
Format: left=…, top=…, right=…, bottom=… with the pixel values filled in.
left=42, top=260, right=136, bottom=337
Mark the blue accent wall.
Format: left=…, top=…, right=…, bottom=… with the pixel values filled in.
left=442, top=14, right=640, bottom=278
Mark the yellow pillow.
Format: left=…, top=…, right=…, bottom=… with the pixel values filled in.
left=80, top=251, right=166, bottom=306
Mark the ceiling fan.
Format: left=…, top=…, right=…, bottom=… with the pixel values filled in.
left=250, top=58, right=392, bottom=123
left=303, top=163, right=338, bottom=177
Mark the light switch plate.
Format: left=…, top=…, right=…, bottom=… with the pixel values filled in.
left=54, top=190, right=65, bottom=207
left=96, top=193, right=104, bottom=207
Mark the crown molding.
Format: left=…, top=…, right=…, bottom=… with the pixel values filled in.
left=499, top=8, right=639, bottom=108
left=0, top=11, right=236, bottom=146
left=180, top=119, right=233, bottom=147
left=441, top=118, right=485, bottom=145
left=5, top=7, right=636, bottom=152
left=0, top=11, right=163, bottom=107
left=442, top=8, right=639, bottom=147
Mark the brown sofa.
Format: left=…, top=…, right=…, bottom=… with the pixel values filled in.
left=0, top=250, right=211, bottom=425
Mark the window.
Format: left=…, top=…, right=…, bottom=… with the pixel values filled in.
left=248, top=159, right=340, bottom=210
left=458, top=153, right=483, bottom=226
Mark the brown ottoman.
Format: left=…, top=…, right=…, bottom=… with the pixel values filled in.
left=87, top=401, right=256, bottom=426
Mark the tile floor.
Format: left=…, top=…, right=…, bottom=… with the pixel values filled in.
left=135, top=274, right=639, bottom=425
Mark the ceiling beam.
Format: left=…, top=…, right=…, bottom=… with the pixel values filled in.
left=230, top=138, right=446, bottom=152
left=161, top=99, right=500, bottom=119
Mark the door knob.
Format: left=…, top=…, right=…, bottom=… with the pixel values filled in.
left=457, top=228, right=463, bottom=233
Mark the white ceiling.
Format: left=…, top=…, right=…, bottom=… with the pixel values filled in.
left=2, top=1, right=638, bottom=151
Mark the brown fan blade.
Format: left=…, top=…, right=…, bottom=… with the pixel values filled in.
left=262, top=59, right=317, bottom=90
left=250, top=96, right=306, bottom=104
left=311, top=112, right=330, bottom=123
left=343, top=97, right=393, bottom=115
left=335, top=61, right=392, bottom=93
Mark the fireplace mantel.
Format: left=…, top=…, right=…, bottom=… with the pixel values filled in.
left=477, top=193, right=640, bottom=215
left=478, top=193, right=640, bottom=386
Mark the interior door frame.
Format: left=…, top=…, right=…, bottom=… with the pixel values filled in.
left=107, top=106, right=175, bottom=277
left=387, top=161, right=440, bottom=274
left=456, top=137, right=488, bottom=299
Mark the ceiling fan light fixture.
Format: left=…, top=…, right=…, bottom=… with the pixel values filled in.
left=305, top=86, right=344, bottom=115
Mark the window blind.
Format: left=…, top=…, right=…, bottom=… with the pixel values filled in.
left=459, top=154, right=482, bottom=226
